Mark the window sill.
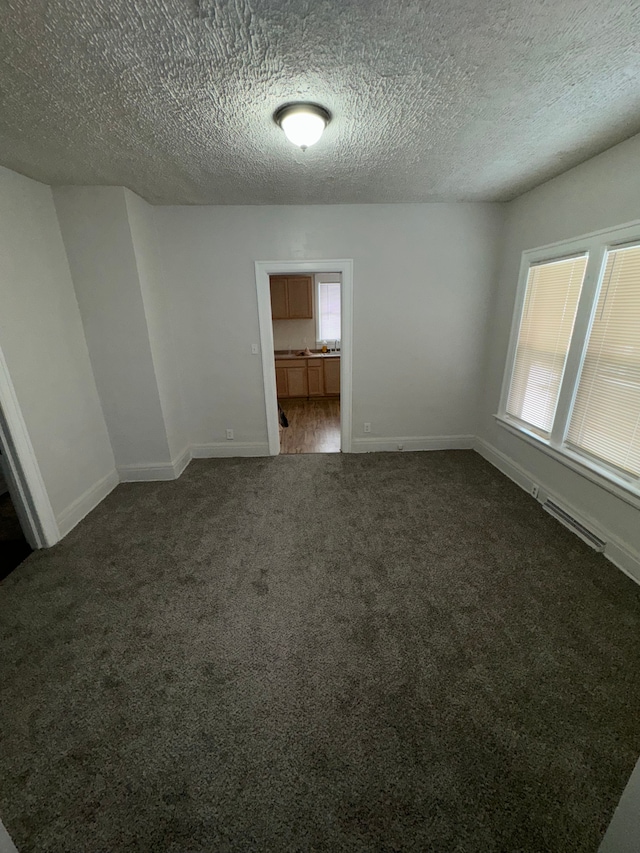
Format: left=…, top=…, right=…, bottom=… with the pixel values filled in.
left=494, top=414, right=640, bottom=512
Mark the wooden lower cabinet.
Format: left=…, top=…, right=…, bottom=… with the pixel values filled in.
left=323, top=357, right=340, bottom=396
left=276, top=356, right=340, bottom=399
left=276, top=360, right=308, bottom=398
left=287, top=366, right=308, bottom=398
left=307, top=361, right=324, bottom=396
left=275, top=367, right=288, bottom=398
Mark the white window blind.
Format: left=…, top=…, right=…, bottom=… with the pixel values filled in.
left=506, top=255, right=587, bottom=435
left=318, top=282, right=341, bottom=342
left=567, top=244, right=640, bottom=478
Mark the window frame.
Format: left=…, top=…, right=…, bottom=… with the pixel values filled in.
left=315, top=274, right=342, bottom=347
left=497, top=219, right=640, bottom=509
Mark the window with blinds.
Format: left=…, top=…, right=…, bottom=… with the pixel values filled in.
left=506, top=255, right=587, bottom=435
left=567, top=244, right=640, bottom=478
left=501, top=223, right=640, bottom=499
left=317, top=281, right=341, bottom=342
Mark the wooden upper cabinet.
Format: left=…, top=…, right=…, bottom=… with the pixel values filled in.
left=286, top=277, right=313, bottom=318
left=270, top=276, right=289, bottom=320
left=269, top=275, right=313, bottom=320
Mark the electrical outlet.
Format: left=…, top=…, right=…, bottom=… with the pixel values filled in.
left=226, top=429, right=234, bottom=440
left=397, top=443, right=404, bottom=451
left=531, top=484, right=539, bottom=499
left=251, top=343, right=259, bottom=354
left=364, top=422, right=371, bottom=433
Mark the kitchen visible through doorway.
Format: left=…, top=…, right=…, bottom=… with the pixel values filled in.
left=270, top=272, right=341, bottom=454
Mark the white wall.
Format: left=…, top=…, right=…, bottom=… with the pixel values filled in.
left=0, top=166, right=115, bottom=524
left=479, top=132, right=640, bottom=563
left=153, top=203, right=504, bottom=449
left=54, top=186, right=173, bottom=472
left=0, top=816, right=17, bottom=853
left=600, top=757, right=640, bottom=852
left=125, top=189, right=188, bottom=462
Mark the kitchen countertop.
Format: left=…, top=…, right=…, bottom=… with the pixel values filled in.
left=274, top=351, right=340, bottom=360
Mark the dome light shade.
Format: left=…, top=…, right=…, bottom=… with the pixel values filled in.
left=275, top=103, right=331, bottom=150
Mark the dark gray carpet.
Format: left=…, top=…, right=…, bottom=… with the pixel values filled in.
left=1, top=451, right=640, bottom=852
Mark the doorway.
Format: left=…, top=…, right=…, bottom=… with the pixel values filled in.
left=271, top=272, right=341, bottom=454
left=0, top=449, right=31, bottom=579
left=255, top=260, right=353, bottom=456
left=0, top=346, right=60, bottom=555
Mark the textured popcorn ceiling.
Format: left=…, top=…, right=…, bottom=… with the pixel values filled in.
left=1, top=0, right=640, bottom=204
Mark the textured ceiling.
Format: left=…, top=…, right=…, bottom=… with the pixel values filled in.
left=1, top=0, right=640, bottom=204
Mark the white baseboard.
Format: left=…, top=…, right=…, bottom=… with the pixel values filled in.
left=56, top=468, right=119, bottom=538
left=112, top=442, right=270, bottom=483
left=351, top=435, right=475, bottom=453
left=117, top=445, right=192, bottom=483
left=118, top=462, right=177, bottom=482
left=191, top=442, right=270, bottom=458
left=171, top=446, right=191, bottom=478
left=474, top=437, right=640, bottom=588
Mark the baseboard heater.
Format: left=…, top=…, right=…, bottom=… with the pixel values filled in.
left=542, top=500, right=606, bottom=552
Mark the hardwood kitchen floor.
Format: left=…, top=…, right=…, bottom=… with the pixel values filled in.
left=278, top=398, right=340, bottom=454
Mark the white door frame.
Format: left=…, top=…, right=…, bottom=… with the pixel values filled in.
left=254, top=259, right=353, bottom=455
left=0, top=344, right=59, bottom=548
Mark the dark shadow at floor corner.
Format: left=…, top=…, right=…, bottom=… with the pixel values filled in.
left=0, top=492, right=32, bottom=581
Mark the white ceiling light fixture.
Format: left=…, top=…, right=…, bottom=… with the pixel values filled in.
left=274, top=102, right=331, bottom=151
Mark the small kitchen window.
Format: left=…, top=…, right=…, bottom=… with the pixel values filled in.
left=316, top=275, right=341, bottom=346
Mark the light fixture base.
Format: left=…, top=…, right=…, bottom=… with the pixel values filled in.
left=274, top=102, right=331, bottom=127
left=274, top=102, right=331, bottom=149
